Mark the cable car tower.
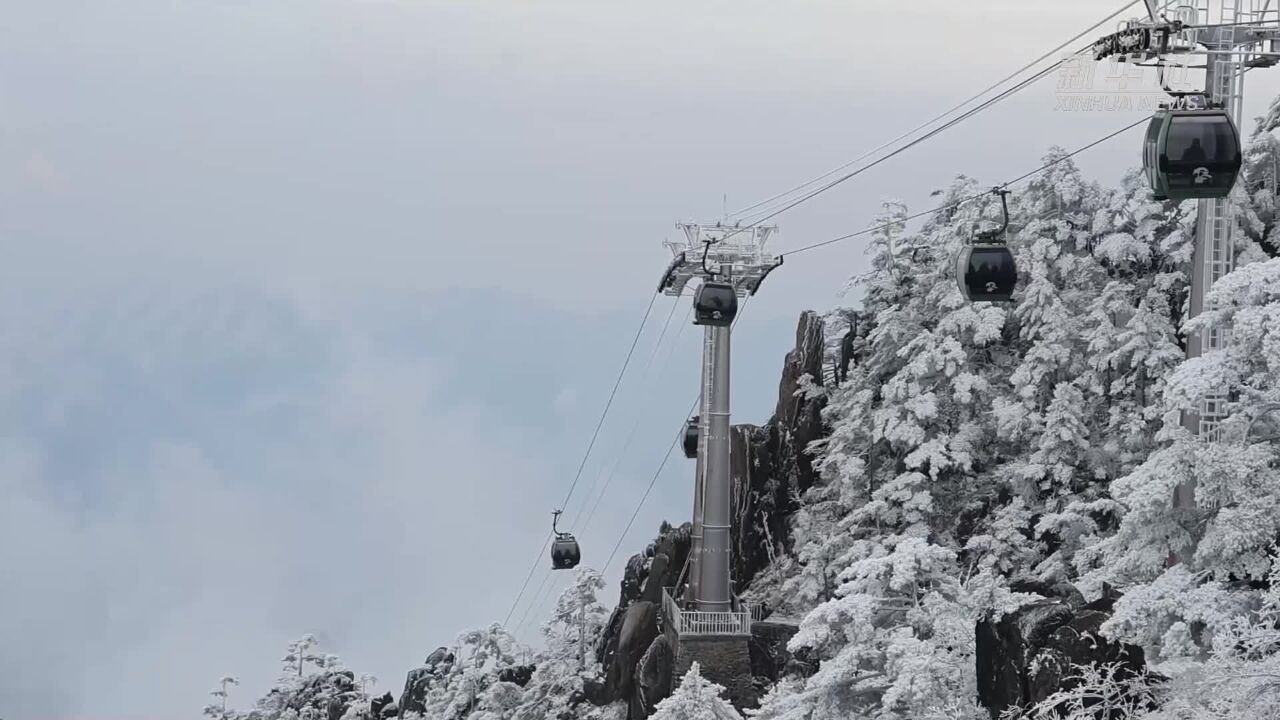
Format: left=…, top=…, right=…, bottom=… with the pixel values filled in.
left=657, top=222, right=781, bottom=612
left=1092, top=1, right=1280, bottom=540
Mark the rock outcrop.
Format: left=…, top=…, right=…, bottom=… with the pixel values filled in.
left=734, top=311, right=827, bottom=589
left=497, top=664, right=536, bottom=688
left=609, top=601, right=661, bottom=702
left=593, top=529, right=680, bottom=717
left=729, top=311, right=827, bottom=590
left=371, top=692, right=397, bottom=719
left=633, top=635, right=675, bottom=718
left=748, top=618, right=803, bottom=684
left=976, top=583, right=1147, bottom=719
left=258, top=670, right=360, bottom=720
left=399, top=647, right=455, bottom=715
left=772, top=310, right=827, bottom=498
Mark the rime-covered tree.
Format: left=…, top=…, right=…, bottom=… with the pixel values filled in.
left=765, top=180, right=1030, bottom=719
left=282, top=635, right=325, bottom=680
left=397, top=624, right=527, bottom=720
left=1082, top=266, right=1280, bottom=665
left=649, top=664, right=741, bottom=720
left=785, top=201, right=916, bottom=608
left=203, top=676, right=241, bottom=720
left=512, top=569, right=611, bottom=720
left=761, top=144, right=1231, bottom=718
left=251, top=636, right=362, bottom=720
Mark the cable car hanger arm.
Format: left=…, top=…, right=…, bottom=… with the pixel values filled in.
left=701, top=239, right=716, bottom=277
left=975, top=187, right=1011, bottom=242
left=994, top=188, right=1010, bottom=235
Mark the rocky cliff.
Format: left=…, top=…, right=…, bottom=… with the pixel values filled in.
left=976, top=582, right=1149, bottom=719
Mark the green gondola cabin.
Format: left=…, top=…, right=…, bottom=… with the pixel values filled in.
left=1143, top=108, right=1241, bottom=201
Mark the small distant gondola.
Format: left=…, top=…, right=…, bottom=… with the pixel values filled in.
left=683, top=416, right=699, bottom=459
left=550, top=510, right=580, bottom=570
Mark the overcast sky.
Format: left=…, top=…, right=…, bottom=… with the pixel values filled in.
left=5, top=1, right=1280, bottom=718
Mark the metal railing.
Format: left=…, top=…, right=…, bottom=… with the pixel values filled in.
left=662, top=588, right=752, bottom=636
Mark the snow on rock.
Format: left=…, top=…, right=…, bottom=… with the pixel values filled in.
left=398, top=647, right=454, bottom=715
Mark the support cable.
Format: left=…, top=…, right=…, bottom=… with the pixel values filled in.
left=733, top=63, right=1060, bottom=229
left=576, top=304, right=695, bottom=537
left=729, top=0, right=1140, bottom=222
left=782, top=118, right=1149, bottom=257
left=568, top=298, right=686, bottom=531
left=502, top=292, right=658, bottom=627
left=601, top=297, right=753, bottom=576
left=512, top=297, right=687, bottom=636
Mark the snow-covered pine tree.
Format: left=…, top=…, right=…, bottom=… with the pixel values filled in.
left=1089, top=171, right=1189, bottom=468
left=1080, top=229, right=1280, bottom=668
left=403, top=623, right=525, bottom=720
left=761, top=150, right=1215, bottom=718
left=995, top=153, right=1114, bottom=576
left=1141, top=552, right=1280, bottom=719
left=783, top=201, right=915, bottom=610
left=252, top=637, right=362, bottom=720
left=1240, top=96, right=1280, bottom=258
left=337, top=676, right=379, bottom=720
left=1057, top=115, right=1280, bottom=702
left=650, top=664, right=741, bottom=720
left=282, top=635, right=324, bottom=680
left=203, top=676, right=241, bottom=720
left=512, top=569, right=612, bottom=720
left=762, top=180, right=1026, bottom=719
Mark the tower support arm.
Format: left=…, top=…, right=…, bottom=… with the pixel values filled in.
left=747, top=256, right=785, bottom=295
left=658, top=252, right=687, bottom=293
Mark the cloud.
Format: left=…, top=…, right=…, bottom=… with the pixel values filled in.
left=21, top=151, right=61, bottom=192
left=0, top=259, right=799, bottom=719
left=552, top=386, right=579, bottom=416
left=0, top=278, right=569, bottom=719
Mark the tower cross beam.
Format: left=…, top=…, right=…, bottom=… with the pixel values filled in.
left=661, top=222, right=780, bottom=298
